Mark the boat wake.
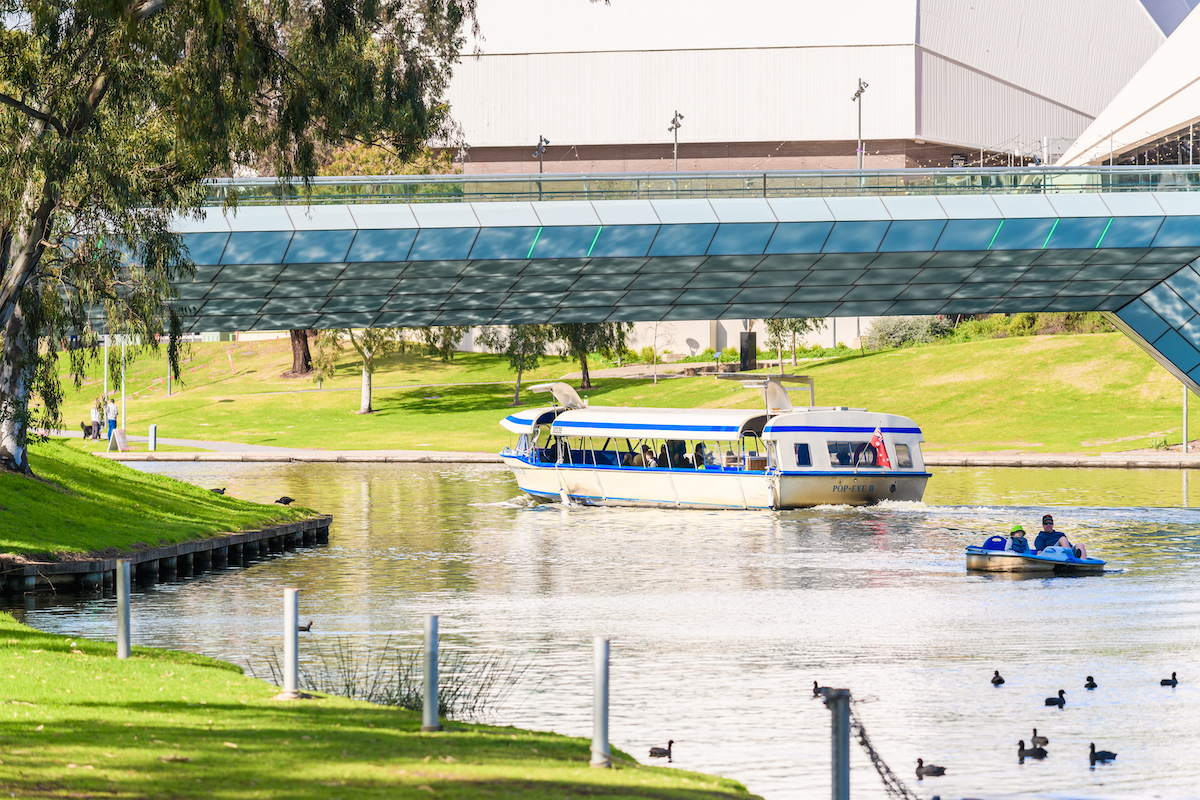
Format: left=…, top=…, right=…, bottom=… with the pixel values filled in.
left=471, top=495, right=540, bottom=509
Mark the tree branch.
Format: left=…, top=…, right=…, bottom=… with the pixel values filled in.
left=0, top=93, right=66, bottom=137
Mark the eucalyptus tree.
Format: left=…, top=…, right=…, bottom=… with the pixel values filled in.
left=553, top=322, right=633, bottom=390
left=0, top=0, right=474, bottom=473
left=477, top=324, right=552, bottom=405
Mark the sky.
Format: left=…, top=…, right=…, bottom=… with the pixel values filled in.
left=1139, top=0, right=1200, bottom=34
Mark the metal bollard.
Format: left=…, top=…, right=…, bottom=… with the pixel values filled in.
left=422, top=614, right=443, bottom=731
left=823, top=688, right=851, bottom=800
left=278, top=588, right=300, bottom=700
left=116, top=560, right=131, bottom=659
left=148, top=424, right=157, bottom=452
left=590, top=637, right=610, bottom=768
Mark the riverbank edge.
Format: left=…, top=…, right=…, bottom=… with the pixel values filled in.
left=1, top=515, right=332, bottom=593
left=97, top=450, right=1200, bottom=469
left=0, top=613, right=757, bottom=800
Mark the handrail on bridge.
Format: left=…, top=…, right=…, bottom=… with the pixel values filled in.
left=204, top=166, right=1200, bottom=206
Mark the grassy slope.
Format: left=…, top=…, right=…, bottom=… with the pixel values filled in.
left=0, top=614, right=753, bottom=800
left=0, top=441, right=311, bottom=557
left=51, top=333, right=1198, bottom=454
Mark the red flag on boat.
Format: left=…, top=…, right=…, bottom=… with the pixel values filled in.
left=869, top=425, right=892, bottom=468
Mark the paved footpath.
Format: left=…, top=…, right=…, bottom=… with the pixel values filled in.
left=50, top=430, right=1200, bottom=468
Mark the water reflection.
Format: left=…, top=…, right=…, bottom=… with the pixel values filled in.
left=10, top=463, right=1200, bottom=800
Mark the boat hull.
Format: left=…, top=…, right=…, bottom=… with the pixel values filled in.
left=965, top=546, right=1106, bottom=573
left=502, top=458, right=930, bottom=509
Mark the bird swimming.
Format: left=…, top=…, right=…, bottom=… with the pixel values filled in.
left=1044, top=689, right=1066, bottom=707
left=1018, top=740, right=1047, bottom=760
left=813, top=681, right=821, bottom=697
left=649, top=741, right=673, bottom=761
left=276, top=496, right=296, bottom=505
left=209, top=488, right=226, bottom=495
left=1030, top=729, right=1048, bottom=748
left=298, top=620, right=313, bottom=632
left=915, top=759, right=947, bottom=778
left=991, top=670, right=1005, bottom=686
left=1161, top=671, right=1178, bottom=687
left=1085, top=676, right=1097, bottom=689
left=1089, top=743, right=1117, bottom=764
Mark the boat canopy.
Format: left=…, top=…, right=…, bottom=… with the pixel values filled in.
left=544, top=406, right=767, bottom=441
left=500, top=406, right=560, bottom=435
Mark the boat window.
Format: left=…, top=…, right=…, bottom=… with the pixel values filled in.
left=794, top=443, right=812, bottom=467
left=827, top=440, right=879, bottom=468
left=766, top=441, right=779, bottom=469
left=893, top=443, right=913, bottom=468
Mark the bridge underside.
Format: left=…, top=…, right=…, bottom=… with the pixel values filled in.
left=161, top=191, right=1200, bottom=391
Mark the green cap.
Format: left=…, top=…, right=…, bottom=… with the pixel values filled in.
left=1011, top=524, right=1025, bottom=534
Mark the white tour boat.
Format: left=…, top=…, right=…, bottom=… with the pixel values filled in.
left=498, top=375, right=930, bottom=509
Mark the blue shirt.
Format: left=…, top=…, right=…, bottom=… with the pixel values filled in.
left=1034, top=529, right=1063, bottom=551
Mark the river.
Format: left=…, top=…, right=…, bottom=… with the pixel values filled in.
left=11, top=463, right=1200, bottom=800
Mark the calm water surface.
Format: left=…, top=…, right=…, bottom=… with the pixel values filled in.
left=13, top=463, right=1200, bottom=800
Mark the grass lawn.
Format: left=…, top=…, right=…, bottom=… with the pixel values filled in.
left=49, top=332, right=1200, bottom=454
left=0, top=441, right=311, bottom=558
left=0, top=614, right=753, bottom=800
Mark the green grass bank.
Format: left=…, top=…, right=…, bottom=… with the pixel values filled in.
left=0, top=614, right=753, bottom=800
left=53, top=332, right=1198, bottom=454
left=0, top=441, right=311, bottom=558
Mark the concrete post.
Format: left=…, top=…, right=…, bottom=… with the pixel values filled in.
left=422, top=614, right=443, bottom=731
left=279, top=588, right=300, bottom=699
left=823, top=689, right=851, bottom=800
left=149, top=424, right=157, bottom=452
left=116, top=560, right=131, bottom=659
left=590, top=637, right=610, bottom=768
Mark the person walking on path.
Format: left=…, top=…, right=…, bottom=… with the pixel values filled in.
left=105, top=396, right=118, bottom=440
left=89, top=399, right=102, bottom=441
left=1034, top=514, right=1087, bottom=558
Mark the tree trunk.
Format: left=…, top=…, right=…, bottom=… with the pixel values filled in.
left=512, top=363, right=524, bottom=405
left=579, top=353, right=591, bottom=390
left=359, top=364, right=372, bottom=414
left=0, top=297, right=36, bottom=474
left=792, top=332, right=798, bottom=366
left=289, top=329, right=313, bottom=375
left=778, top=341, right=783, bottom=375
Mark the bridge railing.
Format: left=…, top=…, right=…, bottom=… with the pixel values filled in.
left=204, top=166, right=1200, bottom=206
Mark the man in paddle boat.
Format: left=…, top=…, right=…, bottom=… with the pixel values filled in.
left=1034, top=514, right=1087, bottom=558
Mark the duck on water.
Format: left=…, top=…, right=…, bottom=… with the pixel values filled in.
left=499, top=376, right=930, bottom=510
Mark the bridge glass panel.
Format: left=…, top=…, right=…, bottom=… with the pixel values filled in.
left=529, top=225, right=601, bottom=258
left=550, top=307, right=616, bottom=323
left=1143, top=284, right=1197, bottom=327
left=648, top=224, right=719, bottom=257
left=706, top=223, right=776, bottom=255
left=1153, top=329, right=1200, bottom=372
left=1166, top=265, right=1200, bottom=302
left=878, top=220, right=945, bottom=252
left=665, top=304, right=729, bottom=320
left=989, top=218, right=1055, bottom=250
left=469, top=227, right=542, bottom=260
left=408, top=228, right=479, bottom=261
left=1180, top=316, right=1200, bottom=349
left=322, top=295, right=388, bottom=312
left=1042, top=217, right=1110, bottom=250
left=180, top=233, right=229, bottom=265
left=1116, top=298, right=1170, bottom=342
left=1152, top=217, right=1200, bottom=248
left=283, top=230, right=356, bottom=263
left=822, top=221, right=889, bottom=253
left=764, top=222, right=833, bottom=254
left=1099, top=217, right=1163, bottom=248
left=261, top=297, right=328, bottom=313
left=346, top=230, right=417, bottom=262
left=267, top=281, right=337, bottom=297
left=587, top=225, right=659, bottom=258
left=935, top=219, right=1001, bottom=251
left=220, top=231, right=293, bottom=264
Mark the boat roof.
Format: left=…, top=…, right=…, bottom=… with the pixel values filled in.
left=550, top=406, right=765, bottom=441
left=500, top=406, right=560, bottom=434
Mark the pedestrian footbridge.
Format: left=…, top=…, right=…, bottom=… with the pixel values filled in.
left=172, top=168, right=1200, bottom=390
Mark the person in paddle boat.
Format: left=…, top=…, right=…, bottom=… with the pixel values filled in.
left=1009, top=524, right=1030, bottom=553
left=1034, top=514, right=1087, bottom=558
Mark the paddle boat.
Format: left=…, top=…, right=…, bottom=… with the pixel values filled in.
left=498, top=374, right=931, bottom=509
left=965, top=535, right=1106, bottom=573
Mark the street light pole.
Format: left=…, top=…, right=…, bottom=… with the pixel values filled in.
left=851, top=79, right=868, bottom=170
left=533, top=135, right=549, bottom=200
left=668, top=111, right=684, bottom=171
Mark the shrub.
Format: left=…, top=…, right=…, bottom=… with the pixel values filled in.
left=863, top=316, right=952, bottom=349
left=719, top=346, right=739, bottom=362
left=639, top=346, right=656, bottom=363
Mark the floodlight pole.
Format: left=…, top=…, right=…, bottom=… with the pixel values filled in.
left=533, top=135, right=549, bottom=201
left=668, top=111, right=684, bottom=172
left=851, top=79, right=868, bottom=170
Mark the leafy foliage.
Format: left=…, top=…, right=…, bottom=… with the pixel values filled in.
left=422, top=326, right=469, bottom=362
left=476, top=325, right=553, bottom=404
left=862, top=316, right=953, bottom=350
left=0, top=0, right=476, bottom=472
left=552, top=322, right=634, bottom=389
